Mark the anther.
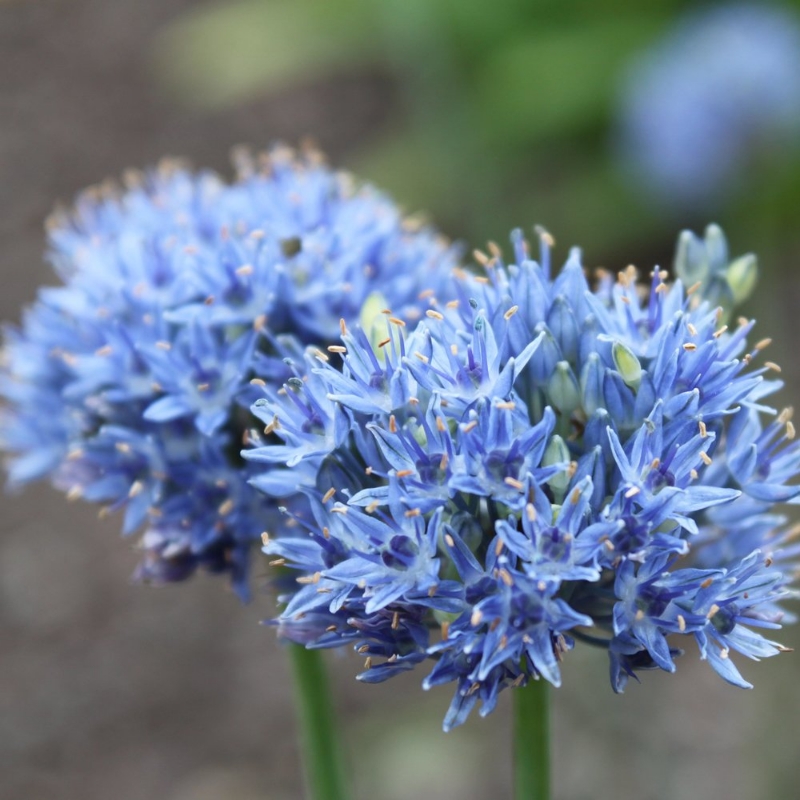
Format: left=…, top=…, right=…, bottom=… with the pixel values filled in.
left=686, top=281, right=702, bottom=296
left=218, top=498, right=234, bottom=516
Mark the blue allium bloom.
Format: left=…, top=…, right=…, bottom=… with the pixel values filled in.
left=0, top=145, right=457, bottom=599
left=254, top=225, right=799, bottom=728
left=616, top=3, right=800, bottom=205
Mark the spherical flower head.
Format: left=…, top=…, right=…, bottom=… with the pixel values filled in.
left=0, top=144, right=458, bottom=599
left=256, top=225, right=799, bottom=728
left=616, top=3, right=800, bottom=205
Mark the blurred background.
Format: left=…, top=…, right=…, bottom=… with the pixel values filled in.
left=3, top=1, right=800, bottom=798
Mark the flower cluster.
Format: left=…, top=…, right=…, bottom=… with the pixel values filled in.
left=0, top=145, right=457, bottom=598
left=616, top=3, right=800, bottom=205
left=255, top=225, right=799, bottom=728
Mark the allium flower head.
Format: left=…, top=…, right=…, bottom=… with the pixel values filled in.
left=257, top=225, right=799, bottom=728
left=0, top=145, right=457, bottom=598
left=616, top=3, right=800, bottom=205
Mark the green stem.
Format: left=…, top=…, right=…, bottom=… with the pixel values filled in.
left=514, top=679, right=550, bottom=800
left=289, top=644, right=351, bottom=800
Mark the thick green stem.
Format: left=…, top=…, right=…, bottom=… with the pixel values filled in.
left=514, top=679, right=550, bottom=800
left=288, top=644, right=351, bottom=800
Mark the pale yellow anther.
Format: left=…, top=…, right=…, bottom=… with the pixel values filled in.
left=686, top=281, right=702, bottom=296
left=473, top=249, right=490, bottom=266
left=498, top=569, right=514, bottom=586
left=322, top=487, right=336, bottom=503
left=426, top=309, right=444, bottom=321
left=218, top=498, right=234, bottom=516
left=504, top=305, right=519, bottom=321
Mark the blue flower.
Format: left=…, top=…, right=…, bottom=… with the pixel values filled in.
left=0, top=145, right=457, bottom=598
left=616, top=3, right=800, bottom=206
left=257, top=225, right=799, bottom=727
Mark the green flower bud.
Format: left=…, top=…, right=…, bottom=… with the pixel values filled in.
left=547, top=361, right=580, bottom=415
left=543, top=434, right=571, bottom=498
left=612, top=341, right=642, bottom=390
left=726, top=253, right=758, bottom=306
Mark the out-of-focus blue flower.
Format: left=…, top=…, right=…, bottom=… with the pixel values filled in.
left=256, top=225, right=799, bottom=728
left=0, top=145, right=457, bottom=599
left=616, top=3, right=800, bottom=205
